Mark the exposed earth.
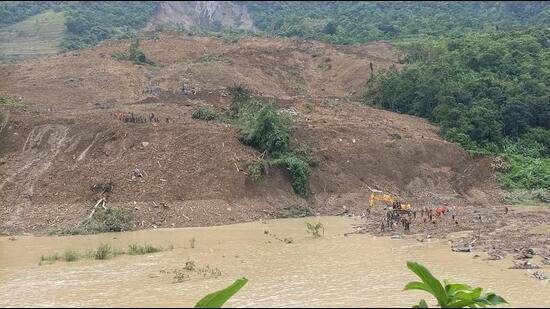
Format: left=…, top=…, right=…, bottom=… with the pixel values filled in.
left=0, top=33, right=548, bottom=264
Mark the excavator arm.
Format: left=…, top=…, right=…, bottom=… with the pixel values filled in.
left=369, top=193, right=413, bottom=212
left=368, top=193, right=396, bottom=207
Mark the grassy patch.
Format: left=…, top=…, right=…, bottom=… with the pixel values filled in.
left=63, top=250, right=80, bottom=262
left=94, top=243, right=111, bottom=260
left=320, top=99, right=338, bottom=108
left=504, top=189, right=550, bottom=205
left=187, top=53, right=231, bottom=65
left=162, top=260, right=222, bottom=283
left=0, top=96, right=25, bottom=108
left=0, top=10, right=66, bottom=63
left=192, top=107, right=219, bottom=121
left=39, top=254, right=61, bottom=265
left=127, top=243, right=162, bottom=255
left=39, top=242, right=168, bottom=265
left=281, top=205, right=313, bottom=218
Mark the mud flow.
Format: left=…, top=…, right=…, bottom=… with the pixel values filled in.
left=1, top=217, right=548, bottom=308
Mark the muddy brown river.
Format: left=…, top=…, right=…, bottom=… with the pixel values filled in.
left=0, top=217, right=548, bottom=307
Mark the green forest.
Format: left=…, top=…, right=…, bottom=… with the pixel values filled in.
left=243, top=1, right=550, bottom=44
left=365, top=29, right=550, bottom=189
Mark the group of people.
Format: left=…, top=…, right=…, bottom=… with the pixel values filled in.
left=113, top=112, right=161, bottom=124
left=381, top=208, right=415, bottom=232
left=420, top=206, right=460, bottom=226
left=380, top=204, right=460, bottom=233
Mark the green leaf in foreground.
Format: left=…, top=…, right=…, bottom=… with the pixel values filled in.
left=413, top=299, right=429, bottom=308
left=405, top=261, right=507, bottom=308
left=195, top=278, right=248, bottom=308
left=405, top=261, right=448, bottom=307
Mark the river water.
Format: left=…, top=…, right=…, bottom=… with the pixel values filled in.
left=0, top=217, right=548, bottom=307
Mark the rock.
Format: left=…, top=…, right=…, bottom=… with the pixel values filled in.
left=452, top=244, right=473, bottom=252
left=510, top=261, right=540, bottom=269
left=391, top=234, right=402, bottom=240
left=142, top=142, right=150, bottom=147
left=530, top=271, right=548, bottom=280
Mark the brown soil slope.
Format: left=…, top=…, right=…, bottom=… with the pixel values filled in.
left=0, top=34, right=501, bottom=235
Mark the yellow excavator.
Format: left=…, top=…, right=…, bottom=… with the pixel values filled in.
left=368, top=192, right=412, bottom=213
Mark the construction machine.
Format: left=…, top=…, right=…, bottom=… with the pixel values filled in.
left=368, top=192, right=412, bottom=213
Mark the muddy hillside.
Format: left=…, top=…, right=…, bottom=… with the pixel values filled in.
left=0, top=34, right=502, bottom=235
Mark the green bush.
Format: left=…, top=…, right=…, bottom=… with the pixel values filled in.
left=305, top=221, right=324, bottom=238
left=238, top=103, right=290, bottom=156
left=230, top=91, right=316, bottom=198
left=290, top=144, right=320, bottom=167
left=111, top=39, right=153, bottom=65
left=227, top=84, right=252, bottom=116
left=53, top=208, right=135, bottom=235
left=246, top=159, right=268, bottom=182
left=192, top=107, right=219, bottom=121
left=497, top=155, right=550, bottom=190
left=271, top=156, right=311, bottom=198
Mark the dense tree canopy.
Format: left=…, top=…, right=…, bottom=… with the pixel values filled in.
left=365, top=29, right=550, bottom=188
left=243, top=1, right=550, bottom=44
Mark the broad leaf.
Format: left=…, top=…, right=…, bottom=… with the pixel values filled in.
left=455, top=287, right=482, bottom=301
left=480, top=293, right=508, bottom=306
left=404, top=281, right=433, bottom=294
left=413, top=299, right=429, bottom=308
left=195, top=278, right=248, bottom=308
left=445, top=283, right=473, bottom=295
left=446, top=299, right=476, bottom=308
left=406, top=261, right=448, bottom=307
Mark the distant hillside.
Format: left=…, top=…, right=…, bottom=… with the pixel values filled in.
left=144, top=1, right=256, bottom=32
left=1, top=1, right=549, bottom=56
left=0, top=10, right=65, bottom=63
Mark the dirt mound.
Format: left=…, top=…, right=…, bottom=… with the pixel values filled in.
left=0, top=34, right=503, bottom=235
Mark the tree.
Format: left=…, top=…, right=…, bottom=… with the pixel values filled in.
left=502, top=102, right=531, bottom=137
left=323, top=20, right=338, bottom=35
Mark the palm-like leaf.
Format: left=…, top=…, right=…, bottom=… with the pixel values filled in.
left=195, top=278, right=248, bottom=308
left=406, top=261, right=448, bottom=307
